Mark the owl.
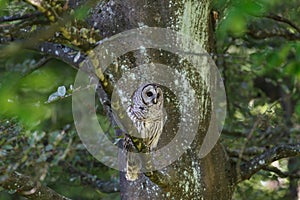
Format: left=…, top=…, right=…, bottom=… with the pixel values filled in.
left=125, top=83, right=164, bottom=181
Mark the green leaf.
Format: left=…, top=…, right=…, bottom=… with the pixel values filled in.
left=2, top=145, right=13, bottom=150
left=45, top=144, right=53, bottom=151
left=226, top=8, right=247, bottom=36
left=239, top=1, right=264, bottom=16
left=0, top=0, right=9, bottom=16
left=73, top=5, right=90, bottom=21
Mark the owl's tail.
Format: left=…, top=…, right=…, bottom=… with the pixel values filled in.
left=123, top=135, right=142, bottom=181
left=125, top=151, right=141, bottom=181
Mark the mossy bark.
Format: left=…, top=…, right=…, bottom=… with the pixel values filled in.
left=89, top=0, right=236, bottom=199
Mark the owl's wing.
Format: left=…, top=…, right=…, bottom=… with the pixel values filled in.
left=163, top=108, right=168, bottom=126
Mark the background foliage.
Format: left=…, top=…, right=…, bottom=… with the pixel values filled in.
left=214, top=0, right=300, bottom=199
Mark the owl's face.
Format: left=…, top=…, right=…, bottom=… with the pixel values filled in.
left=140, top=84, right=163, bottom=107
left=130, top=83, right=163, bottom=119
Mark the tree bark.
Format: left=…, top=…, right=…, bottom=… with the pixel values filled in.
left=89, top=0, right=236, bottom=199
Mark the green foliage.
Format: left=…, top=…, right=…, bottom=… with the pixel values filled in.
left=233, top=173, right=287, bottom=200
left=0, top=0, right=9, bottom=16
left=0, top=0, right=34, bottom=18
left=0, top=48, right=119, bottom=198
left=0, top=118, right=119, bottom=199
left=73, top=5, right=90, bottom=21
left=0, top=0, right=117, bottom=183
left=215, top=0, right=300, bottom=199
left=0, top=0, right=299, bottom=199
left=0, top=55, right=75, bottom=129
left=215, top=0, right=270, bottom=40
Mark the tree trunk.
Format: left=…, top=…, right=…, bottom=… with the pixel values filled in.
left=90, top=0, right=236, bottom=199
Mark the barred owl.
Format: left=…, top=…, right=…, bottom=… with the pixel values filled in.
left=125, top=83, right=164, bottom=181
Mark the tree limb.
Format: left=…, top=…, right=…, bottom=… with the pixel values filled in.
left=0, top=39, right=86, bottom=71
left=0, top=171, right=71, bottom=200
left=95, top=83, right=122, bottom=136
left=60, top=161, right=120, bottom=193
left=247, top=13, right=300, bottom=41
left=222, top=129, right=248, bottom=138
left=21, top=56, right=52, bottom=76
left=0, top=12, right=43, bottom=23
left=143, top=170, right=172, bottom=189
left=247, top=28, right=300, bottom=41
left=265, top=13, right=300, bottom=33
left=237, top=143, right=300, bottom=183
left=227, top=147, right=266, bottom=157
left=263, top=166, right=300, bottom=179
left=37, top=42, right=86, bottom=69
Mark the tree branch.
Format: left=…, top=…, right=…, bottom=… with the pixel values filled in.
left=37, top=42, right=86, bottom=68
left=227, top=147, right=266, bottom=157
left=247, top=28, right=300, bottom=41
left=247, top=13, right=300, bottom=41
left=263, top=166, right=300, bottom=179
left=60, top=161, right=120, bottom=193
left=265, top=13, right=300, bottom=33
left=222, top=129, right=248, bottom=138
left=21, top=56, right=52, bottom=76
left=0, top=39, right=86, bottom=71
left=144, top=170, right=172, bottom=189
left=0, top=12, right=43, bottom=23
left=0, top=171, right=71, bottom=200
left=237, top=143, right=300, bottom=183
left=95, top=83, right=122, bottom=136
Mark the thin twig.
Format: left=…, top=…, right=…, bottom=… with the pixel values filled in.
left=22, top=56, right=52, bottom=76
left=0, top=12, right=43, bottom=23
left=235, top=119, right=260, bottom=180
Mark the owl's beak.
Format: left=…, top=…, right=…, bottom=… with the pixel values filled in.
left=153, top=98, right=158, bottom=104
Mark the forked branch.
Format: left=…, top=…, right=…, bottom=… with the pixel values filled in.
left=237, top=143, right=300, bottom=183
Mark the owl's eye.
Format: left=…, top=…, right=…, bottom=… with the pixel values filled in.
left=157, top=93, right=160, bottom=99
left=146, top=91, right=153, bottom=97
left=139, top=106, right=144, bottom=110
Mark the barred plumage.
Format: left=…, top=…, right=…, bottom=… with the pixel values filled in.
left=125, top=83, right=164, bottom=181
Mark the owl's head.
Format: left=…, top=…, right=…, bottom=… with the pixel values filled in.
left=139, top=84, right=163, bottom=107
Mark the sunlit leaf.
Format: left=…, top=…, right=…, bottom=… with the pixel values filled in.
left=234, top=110, right=246, bottom=121
left=57, top=86, right=66, bottom=97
